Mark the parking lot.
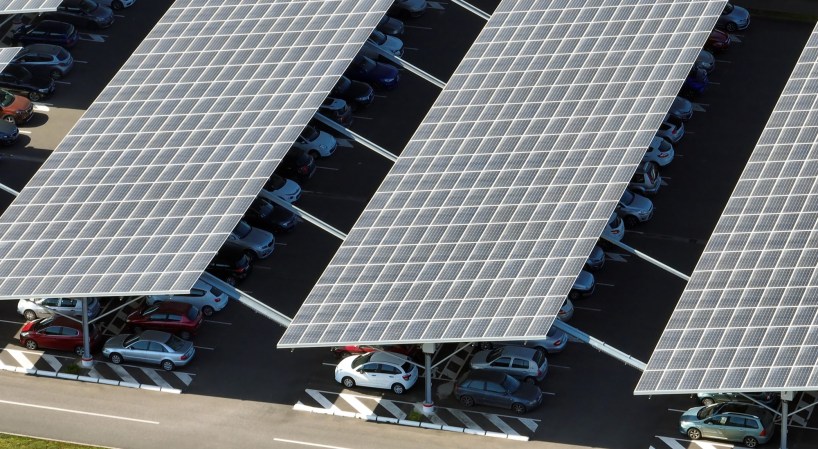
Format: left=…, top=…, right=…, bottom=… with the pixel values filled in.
left=0, top=1, right=818, bottom=449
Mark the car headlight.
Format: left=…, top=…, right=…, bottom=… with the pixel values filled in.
left=20, top=332, right=29, bottom=337
left=382, top=78, right=395, bottom=84
left=319, top=144, right=326, bottom=150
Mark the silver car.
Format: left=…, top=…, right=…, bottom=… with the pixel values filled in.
left=102, top=330, right=195, bottom=371
left=602, top=212, right=625, bottom=242
left=717, top=2, right=750, bottom=32
left=569, top=270, right=595, bottom=299
left=557, top=298, right=574, bottom=321
left=668, top=96, right=693, bottom=121
left=10, top=44, right=74, bottom=80
left=470, top=345, right=548, bottom=383
left=616, top=190, right=654, bottom=227
left=17, top=297, right=100, bottom=321
left=644, top=135, right=674, bottom=167
left=478, top=327, right=569, bottom=354
left=657, top=116, right=685, bottom=143
left=259, top=174, right=301, bottom=203
left=227, top=220, right=275, bottom=259
left=629, top=161, right=661, bottom=195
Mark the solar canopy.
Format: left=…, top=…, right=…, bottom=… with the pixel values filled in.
left=0, top=48, right=21, bottom=73
left=637, top=24, right=818, bottom=395
left=279, top=0, right=727, bottom=348
left=0, top=0, right=62, bottom=14
left=0, top=0, right=392, bottom=299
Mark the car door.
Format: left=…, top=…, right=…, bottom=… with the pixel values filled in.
left=57, top=327, right=81, bottom=351
left=147, top=312, right=168, bottom=331
left=510, top=357, right=533, bottom=379
left=377, top=363, right=402, bottom=389
left=483, top=380, right=511, bottom=408
left=489, top=356, right=512, bottom=377
left=39, top=297, right=61, bottom=315
left=126, top=340, right=151, bottom=362
left=723, top=416, right=751, bottom=442
left=37, top=325, right=64, bottom=350
left=59, top=298, right=79, bottom=317
left=701, top=414, right=728, bottom=439
left=146, top=342, right=168, bottom=365
left=355, top=362, right=380, bottom=388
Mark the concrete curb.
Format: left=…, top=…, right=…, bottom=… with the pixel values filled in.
left=0, top=364, right=183, bottom=394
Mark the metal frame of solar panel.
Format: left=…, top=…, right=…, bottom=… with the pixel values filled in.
left=0, top=0, right=62, bottom=14
left=0, top=0, right=392, bottom=299
left=279, top=0, right=727, bottom=349
left=0, top=48, right=22, bottom=73
left=637, top=24, right=818, bottom=395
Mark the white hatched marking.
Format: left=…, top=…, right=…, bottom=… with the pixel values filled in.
left=658, top=436, right=689, bottom=449
left=485, top=414, right=519, bottom=436
left=172, top=371, right=193, bottom=385
left=40, top=354, right=62, bottom=372
left=8, top=349, right=34, bottom=370
left=518, top=417, right=538, bottom=432
left=306, top=389, right=343, bottom=413
left=413, top=404, right=445, bottom=425
left=375, top=398, right=406, bottom=419
left=691, top=440, right=729, bottom=449
left=32, top=104, right=49, bottom=112
left=142, top=369, right=173, bottom=389
left=109, top=364, right=138, bottom=384
left=448, top=408, right=483, bottom=431
left=338, top=393, right=373, bottom=416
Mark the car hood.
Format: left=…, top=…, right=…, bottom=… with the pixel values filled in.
left=315, top=130, right=336, bottom=149
left=574, top=271, right=594, bottom=289
left=270, top=205, right=296, bottom=222
left=103, top=334, right=129, bottom=349
left=87, top=5, right=114, bottom=21
left=588, top=245, right=604, bottom=262
left=670, top=97, right=692, bottom=115
left=7, top=95, right=31, bottom=112
left=627, top=193, right=653, bottom=212
left=378, top=16, right=404, bottom=35
left=243, top=226, right=275, bottom=247
left=710, top=29, right=729, bottom=42
left=724, top=5, right=750, bottom=23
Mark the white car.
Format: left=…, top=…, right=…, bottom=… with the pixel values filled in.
left=335, top=351, right=418, bottom=394
left=558, top=298, right=574, bottom=321
left=97, top=0, right=135, bottom=10
left=362, top=30, right=404, bottom=59
left=656, top=116, right=685, bottom=143
left=616, top=190, right=654, bottom=227
left=602, top=212, right=625, bottom=242
left=227, top=220, right=275, bottom=259
left=260, top=174, right=301, bottom=203
left=294, top=125, right=337, bottom=158
left=146, top=278, right=228, bottom=317
left=17, top=297, right=100, bottom=321
left=643, top=135, right=674, bottom=167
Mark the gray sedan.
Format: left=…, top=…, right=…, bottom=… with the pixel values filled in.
left=455, top=370, right=543, bottom=414
left=102, top=330, right=195, bottom=371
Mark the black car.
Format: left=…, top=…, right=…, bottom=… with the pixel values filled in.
left=277, top=148, right=316, bottom=181
left=697, top=392, right=780, bottom=408
left=42, top=0, right=114, bottom=29
left=206, top=243, right=251, bottom=285
left=0, top=121, right=19, bottom=146
left=0, top=65, right=57, bottom=102
left=13, top=20, right=78, bottom=48
left=377, top=15, right=404, bottom=36
left=331, top=76, right=374, bottom=110
left=244, top=198, right=298, bottom=234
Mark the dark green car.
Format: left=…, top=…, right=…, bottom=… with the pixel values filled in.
left=679, top=402, right=775, bottom=447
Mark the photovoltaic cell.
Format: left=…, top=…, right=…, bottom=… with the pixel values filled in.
left=0, top=0, right=62, bottom=14
left=637, top=23, right=818, bottom=394
left=0, top=0, right=392, bottom=298
left=0, top=48, right=21, bottom=73
left=279, top=0, right=725, bottom=348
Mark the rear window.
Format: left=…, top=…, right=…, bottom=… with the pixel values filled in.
left=165, top=334, right=186, bottom=351
left=532, top=349, right=545, bottom=365
left=187, top=306, right=200, bottom=320
left=400, top=362, right=412, bottom=373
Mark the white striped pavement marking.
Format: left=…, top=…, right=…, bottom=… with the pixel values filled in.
left=109, top=364, right=139, bottom=384
left=8, top=349, right=34, bottom=369
left=40, top=354, right=62, bottom=372
left=338, top=393, right=374, bottom=416
left=448, top=408, right=483, bottom=431
left=306, top=389, right=343, bottom=413
left=485, top=414, right=519, bottom=436
left=658, top=436, right=689, bottom=449
left=691, top=440, right=729, bottom=449
left=518, top=417, right=538, bottom=432
left=142, top=369, right=173, bottom=389
left=88, top=367, right=102, bottom=378
left=172, top=371, right=193, bottom=385
left=375, top=398, right=406, bottom=419
left=413, top=404, right=445, bottom=425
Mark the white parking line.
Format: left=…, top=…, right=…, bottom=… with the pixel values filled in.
left=8, top=349, right=34, bottom=369
left=573, top=306, right=602, bottom=312
left=338, top=393, right=374, bottom=415
left=321, top=362, right=337, bottom=367
left=596, top=282, right=615, bottom=287
left=17, top=130, right=31, bottom=134
left=373, top=94, right=388, bottom=98
left=194, top=345, right=214, bottom=350
left=74, top=60, right=89, bottom=64
left=204, top=319, right=231, bottom=325
left=667, top=408, right=687, bottom=413
left=273, top=438, right=351, bottom=449
left=109, top=364, right=138, bottom=384
left=404, top=47, right=419, bottom=51
left=351, top=115, right=373, bottom=120
left=0, top=399, right=159, bottom=424
left=55, top=81, right=71, bottom=85
left=485, top=414, right=519, bottom=436
left=405, top=25, right=433, bottom=30
left=708, top=81, right=721, bottom=85
left=0, top=319, right=24, bottom=325
left=549, top=364, right=571, bottom=369
left=316, top=166, right=339, bottom=171
left=715, top=59, right=732, bottom=63
left=33, top=104, right=49, bottom=112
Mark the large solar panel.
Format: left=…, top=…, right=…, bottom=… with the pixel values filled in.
left=0, top=0, right=392, bottom=299
left=0, top=0, right=62, bottom=14
left=279, top=0, right=726, bottom=348
left=637, top=24, right=818, bottom=395
left=0, top=48, right=21, bottom=73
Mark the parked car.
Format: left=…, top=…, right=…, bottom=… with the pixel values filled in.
left=42, top=0, right=114, bottom=29
left=19, top=316, right=101, bottom=356
left=17, top=297, right=100, bottom=321
left=363, top=30, right=404, bottom=58
left=706, top=29, right=731, bottom=51
left=585, top=245, right=605, bottom=271
left=293, top=125, right=337, bottom=158
left=0, top=121, right=19, bottom=146
left=345, top=55, right=400, bottom=90
left=330, top=76, right=374, bottom=110
left=0, top=65, right=56, bottom=101
left=206, top=243, right=252, bottom=286
left=259, top=174, right=301, bottom=203
left=616, top=189, right=654, bottom=227
left=318, top=97, right=353, bottom=126
left=656, top=115, right=684, bottom=143
left=331, top=344, right=420, bottom=360
left=126, top=301, right=203, bottom=340
left=8, top=44, right=74, bottom=80
left=629, top=161, right=661, bottom=195
left=13, top=21, right=78, bottom=48
left=146, top=278, right=229, bottom=317
left=334, top=351, right=419, bottom=394
left=0, top=90, right=34, bottom=125
left=696, top=50, right=715, bottom=74
left=681, top=68, right=708, bottom=98
left=377, top=14, right=404, bottom=36
left=644, top=135, right=674, bottom=166
left=470, top=346, right=548, bottom=383
left=569, top=270, right=595, bottom=299
left=96, top=0, right=135, bottom=10
left=602, top=212, right=625, bottom=242
left=717, top=2, right=750, bottom=32
left=103, top=330, right=195, bottom=371
left=244, top=197, right=297, bottom=234
left=277, top=148, right=316, bottom=181
left=455, top=370, right=543, bottom=414
left=697, top=392, right=780, bottom=408
left=226, top=220, right=275, bottom=259
left=557, top=298, right=574, bottom=321
left=669, top=96, right=693, bottom=121
left=389, top=0, right=427, bottom=17
left=680, top=402, right=775, bottom=447
left=476, top=326, right=568, bottom=354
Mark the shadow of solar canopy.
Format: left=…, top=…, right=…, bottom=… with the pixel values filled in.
left=637, top=24, right=818, bottom=395
left=1, top=0, right=62, bottom=14
left=278, top=0, right=726, bottom=348
left=0, top=0, right=392, bottom=299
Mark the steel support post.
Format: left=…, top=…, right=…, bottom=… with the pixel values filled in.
left=601, top=235, right=691, bottom=281
left=781, top=391, right=794, bottom=449
left=422, top=343, right=436, bottom=415
left=80, top=298, right=93, bottom=367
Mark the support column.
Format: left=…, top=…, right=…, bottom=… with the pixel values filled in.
left=80, top=298, right=93, bottom=368
left=421, top=343, right=436, bottom=415
left=781, top=391, right=794, bottom=449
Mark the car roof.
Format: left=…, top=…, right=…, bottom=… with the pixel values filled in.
left=139, top=330, right=172, bottom=342
left=463, top=370, right=507, bottom=383
left=23, top=44, right=61, bottom=54
left=368, top=351, right=408, bottom=363
left=496, top=345, right=538, bottom=358
left=145, top=301, right=191, bottom=313
left=41, top=315, right=82, bottom=328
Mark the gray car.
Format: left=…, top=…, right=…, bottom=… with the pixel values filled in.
left=585, top=245, right=605, bottom=270
left=470, top=345, right=548, bottom=383
left=102, top=330, right=195, bottom=371
left=227, top=220, right=275, bottom=259
left=477, top=326, right=569, bottom=354
left=629, top=161, right=662, bottom=195
left=17, top=297, right=100, bottom=321
left=9, top=44, right=74, bottom=80
left=569, top=270, right=595, bottom=299
left=696, top=50, right=716, bottom=74
left=616, top=190, right=654, bottom=227
left=680, top=403, right=774, bottom=448
left=455, top=370, right=543, bottom=414
left=716, top=3, right=750, bottom=32
left=668, top=96, right=693, bottom=121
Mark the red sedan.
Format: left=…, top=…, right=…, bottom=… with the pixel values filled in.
left=19, top=316, right=100, bottom=356
left=126, top=301, right=203, bottom=340
left=706, top=29, right=731, bottom=51
left=331, top=344, right=421, bottom=360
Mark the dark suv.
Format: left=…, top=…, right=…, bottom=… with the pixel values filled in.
left=13, top=20, right=79, bottom=48
left=206, top=243, right=251, bottom=285
left=0, top=65, right=56, bottom=101
left=42, top=0, right=114, bottom=29
left=277, top=148, right=316, bottom=182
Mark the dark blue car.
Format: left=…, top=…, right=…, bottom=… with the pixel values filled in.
left=0, top=121, right=19, bottom=146
left=345, top=55, right=400, bottom=90
left=13, top=21, right=78, bottom=49
left=681, top=68, right=708, bottom=99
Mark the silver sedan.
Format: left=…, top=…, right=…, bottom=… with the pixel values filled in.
left=102, top=330, right=195, bottom=371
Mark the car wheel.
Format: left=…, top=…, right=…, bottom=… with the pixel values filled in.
left=701, top=397, right=714, bottom=406
left=161, top=360, right=175, bottom=371
left=24, top=339, right=38, bottom=350
left=74, top=345, right=84, bottom=356
left=511, top=402, right=527, bottom=414
left=23, top=310, right=37, bottom=321
left=2, top=115, right=15, bottom=124
left=28, top=92, right=42, bottom=102
left=726, top=22, right=737, bottom=32
left=459, top=395, right=475, bottom=407
left=624, top=215, right=639, bottom=228
left=523, top=377, right=536, bottom=385
left=341, top=376, right=355, bottom=388
left=391, top=383, right=406, bottom=395
left=687, top=428, right=701, bottom=440
left=179, top=330, right=191, bottom=340
left=112, top=0, right=124, bottom=9
left=743, top=436, right=758, bottom=448
left=110, top=353, right=123, bottom=364
left=50, top=70, right=62, bottom=80
left=202, top=306, right=215, bottom=317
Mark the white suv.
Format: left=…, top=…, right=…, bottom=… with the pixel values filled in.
left=146, top=278, right=228, bottom=317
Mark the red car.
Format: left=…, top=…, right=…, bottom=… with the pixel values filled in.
left=332, top=344, right=421, bottom=360
left=706, top=29, right=731, bottom=51
left=126, top=301, right=203, bottom=340
left=19, top=316, right=100, bottom=356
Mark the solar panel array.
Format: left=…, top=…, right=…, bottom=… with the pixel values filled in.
left=0, top=0, right=62, bottom=14
left=0, top=48, right=21, bottom=73
left=0, top=0, right=392, bottom=299
left=637, top=24, right=818, bottom=394
left=279, top=0, right=726, bottom=348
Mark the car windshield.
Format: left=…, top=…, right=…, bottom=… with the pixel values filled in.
left=723, top=4, right=733, bottom=14
left=267, top=174, right=285, bottom=190
left=35, top=316, right=55, bottom=329
left=79, top=0, right=98, bottom=13
left=501, top=374, right=520, bottom=392
left=335, top=76, right=351, bottom=92
left=0, top=91, right=14, bottom=107
left=351, top=352, right=373, bottom=369
left=697, top=404, right=718, bottom=419
left=187, top=306, right=199, bottom=320
left=124, top=335, right=140, bottom=347
left=359, top=57, right=376, bottom=71
left=165, top=334, right=186, bottom=351
left=300, top=126, right=319, bottom=141
left=621, top=190, right=635, bottom=205
left=370, top=31, right=387, bottom=45
left=486, top=348, right=503, bottom=362
left=233, top=221, right=252, bottom=239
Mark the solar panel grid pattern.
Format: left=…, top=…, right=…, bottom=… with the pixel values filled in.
left=0, top=0, right=392, bottom=298
left=0, top=48, right=22, bottom=72
left=1, top=0, right=62, bottom=14
left=637, top=25, right=818, bottom=394
left=279, top=0, right=726, bottom=348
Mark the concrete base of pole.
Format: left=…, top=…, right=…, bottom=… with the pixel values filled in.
left=421, top=402, right=435, bottom=416
left=81, top=357, right=93, bottom=368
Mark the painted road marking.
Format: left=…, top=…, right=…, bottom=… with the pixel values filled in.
left=273, top=438, right=352, bottom=449
left=306, top=389, right=343, bottom=413
left=376, top=397, right=406, bottom=420
left=8, top=349, right=34, bottom=369
left=40, top=354, right=62, bottom=372
left=0, top=399, right=159, bottom=424
left=0, top=319, right=24, bottom=325
left=485, top=414, right=519, bottom=436
left=338, top=393, right=373, bottom=416
left=109, top=364, right=138, bottom=384
left=142, top=369, right=173, bottom=389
